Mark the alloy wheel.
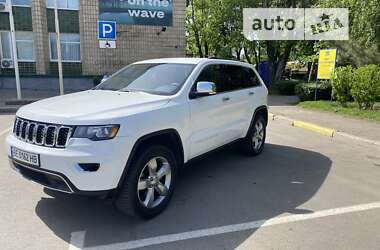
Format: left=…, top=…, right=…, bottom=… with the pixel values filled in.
left=252, top=120, right=264, bottom=151
left=137, top=157, right=172, bottom=208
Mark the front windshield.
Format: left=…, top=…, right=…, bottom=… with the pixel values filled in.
left=94, top=63, right=195, bottom=95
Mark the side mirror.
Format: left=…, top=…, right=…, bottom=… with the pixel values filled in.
left=190, top=81, right=216, bottom=99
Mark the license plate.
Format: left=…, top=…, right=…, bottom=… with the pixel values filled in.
left=11, top=147, right=40, bottom=167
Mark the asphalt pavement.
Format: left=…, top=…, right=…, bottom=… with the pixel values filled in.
left=1, top=114, right=380, bottom=250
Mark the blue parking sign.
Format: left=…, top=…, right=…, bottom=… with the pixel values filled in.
left=98, top=21, right=116, bottom=40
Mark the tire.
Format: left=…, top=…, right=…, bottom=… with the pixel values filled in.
left=242, top=115, right=266, bottom=156
left=115, top=145, right=178, bottom=218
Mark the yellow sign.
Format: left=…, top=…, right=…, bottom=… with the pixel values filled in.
left=317, top=49, right=337, bottom=80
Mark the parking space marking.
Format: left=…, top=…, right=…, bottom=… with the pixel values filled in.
left=75, top=202, right=380, bottom=250
left=0, top=127, right=11, bottom=137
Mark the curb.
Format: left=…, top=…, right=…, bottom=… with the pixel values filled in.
left=292, top=120, right=335, bottom=137
left=0, top=106, right=20, bottom=114
left=269, top=112, right=335, bottom=137
left=269, top=112, right=380, bottom=146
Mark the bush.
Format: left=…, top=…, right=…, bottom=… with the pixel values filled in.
left=332, top=66, right=354, bottom=106
left=295, top=81, right=332, bottom=101
left=351, top=65, right=380, bottom=110
left=275, top=79, right=302, bottom=95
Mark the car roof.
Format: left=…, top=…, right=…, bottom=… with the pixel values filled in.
left=133, top=58, right=253, bottom=67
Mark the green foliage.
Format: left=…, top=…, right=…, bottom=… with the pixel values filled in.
left=351, top=65, right=380, bottom=110
left=298, top=101, right=380, bottom=123
left=295, top=81, right=332, bottom=101
left=331, top=66, right=354, bottom=105
left=275, top=79, right=302, bottom=95
left=316, top=0, right=380, bottom=66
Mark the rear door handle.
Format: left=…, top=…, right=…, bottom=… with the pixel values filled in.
left=222, top=97, right=230, bottom=102
left=248, top=91, right=255, bottom=95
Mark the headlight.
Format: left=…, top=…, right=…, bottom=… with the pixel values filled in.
left=72, top=125, right=119, bottom=141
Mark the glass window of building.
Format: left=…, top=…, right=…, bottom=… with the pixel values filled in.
left=49, top=33, right=81, bottom=62
left=0, top=32, right=12, bottom=59
left=12, top=0, right=32, bottom=6
left=0, top=31, right=35, bottom=61
left=15, top=32, right=35, bottom=61
left=46, top=0, right=79, bottom=10
left=0, top=0, right=31, bottom=6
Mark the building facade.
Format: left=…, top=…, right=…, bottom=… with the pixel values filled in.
left=0, top=0, right=186, bottom=77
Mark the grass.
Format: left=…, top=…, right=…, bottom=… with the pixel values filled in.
left=297, top=101, right=380, bottom=123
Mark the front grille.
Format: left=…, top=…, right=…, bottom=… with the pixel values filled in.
left=13, top=118, right=73, bottom=148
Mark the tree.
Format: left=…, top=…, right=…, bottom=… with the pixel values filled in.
left=186, top=0, right=213, bottom=57
left=315, top=0, right=380, bottom=66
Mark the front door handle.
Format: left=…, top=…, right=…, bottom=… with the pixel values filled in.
left=248, top=91, right=255, bottom=95
left=222, top=97, right=230, bottom=102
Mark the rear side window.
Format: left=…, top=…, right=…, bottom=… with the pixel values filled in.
left=195, top=64, right=261, bottom=94
left=222, top=65, right=261, bottom=91
left=241, top=67, right=261, bottom=88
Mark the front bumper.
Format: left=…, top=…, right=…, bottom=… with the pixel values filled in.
left=6, top=134, right=133, bottom=193
left=10, top=159, right=75, bottom=193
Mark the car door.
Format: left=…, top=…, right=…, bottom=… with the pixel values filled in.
left=213, top=65, right=264, bottom=147
left=188, top=64, right=230, bottom=158
left=212, top=64, right=249, bottom=146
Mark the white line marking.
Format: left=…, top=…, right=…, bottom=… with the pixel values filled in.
left=336, top=131, right=380, bottom=147
left=69, top=231, right=86, bottom=250
left=78, top=202, right=380, bottom=250
left=0, top=127, right=11, bottom=137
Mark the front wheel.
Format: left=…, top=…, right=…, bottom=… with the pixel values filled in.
left=242, top=116, right=266, bottom=156
left=115, top=145, right=178, bottom=218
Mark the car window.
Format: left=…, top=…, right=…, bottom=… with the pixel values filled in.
left=242, top=67, right=261, bottom=88
left=195, top=64, right=226, bottom=93
left=222, top=65, right=261, bottom=91
left=194, top=64, right=261, bottom=95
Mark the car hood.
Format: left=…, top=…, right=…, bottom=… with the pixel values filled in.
left=17, top=90, right=171, bottom=124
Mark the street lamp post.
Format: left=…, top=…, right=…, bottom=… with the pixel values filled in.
left=6, top=0, right=22, bottom=100
left=54, top=0, right=64, bottom=95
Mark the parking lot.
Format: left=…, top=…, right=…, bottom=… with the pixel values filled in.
left=1, top=113, right=380, bottom=250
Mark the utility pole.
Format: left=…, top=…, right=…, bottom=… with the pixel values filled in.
left=54, top=0, right=64, bottom=95
left=7, top=0, right=22, bottom=100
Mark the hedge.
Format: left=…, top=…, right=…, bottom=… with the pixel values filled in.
left=275, top=79, right=303, bottom=95
left=295, top=81, right=332, bottom=101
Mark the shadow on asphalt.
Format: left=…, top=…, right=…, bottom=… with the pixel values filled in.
left=35, top=143, right=331, bottom=249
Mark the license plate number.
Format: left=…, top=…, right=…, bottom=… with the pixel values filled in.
left=11, top=147, right=40, bottom=167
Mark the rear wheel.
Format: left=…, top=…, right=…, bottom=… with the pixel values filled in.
left=115, top=145, right=178, bottom=218
left=242, top=115, right=266, bottom=156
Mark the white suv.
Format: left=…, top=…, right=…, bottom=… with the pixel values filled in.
left=7, top=58, right=268, bottom=218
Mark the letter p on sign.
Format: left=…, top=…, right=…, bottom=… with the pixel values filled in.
left=98, top=21, right=116, bottom=40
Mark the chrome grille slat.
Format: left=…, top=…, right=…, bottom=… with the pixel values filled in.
left=45, top=125, right=57, bottom=147
left=16, top=119, right=22, bottom=137
left=13, top=118, right=72, bottom=148
left=21, top=121, right=28, bottom=140
left=35, top=125, right=45, bottom=145
left=56, top=126, right=73, bottom=148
